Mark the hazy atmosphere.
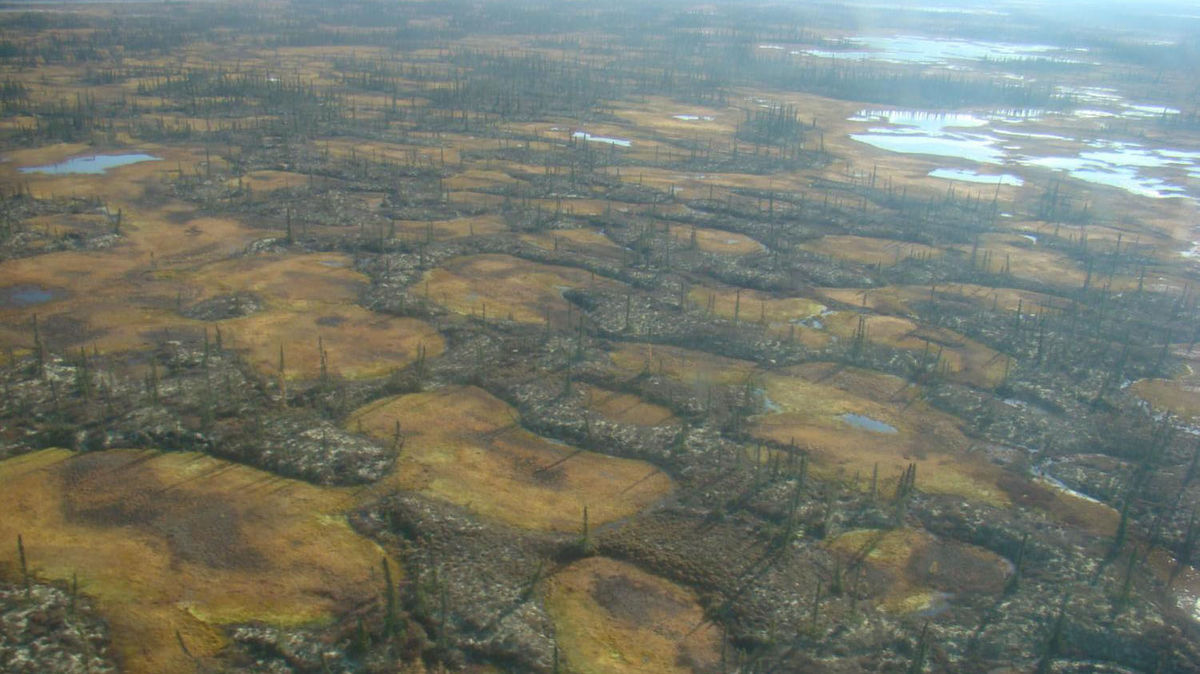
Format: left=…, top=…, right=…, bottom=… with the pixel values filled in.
left=0, top=0, right=1199, bottom=672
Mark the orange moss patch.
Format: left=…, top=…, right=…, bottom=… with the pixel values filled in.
left=0, top=207, right=264, bottom=359
left=223, top=305, right=442, bottom=380
left=800, top=235, right=942, bottom=268
left=687, top=285, right=824, bottom=324
left=545, top=557, right=720, bottom=674
left=393, top=215, right=508, bottom=242
left=752, top=363, right=1006, bottom=506
left=608, top=342, right=757, bottom=387
left=822, top=311, right=1007, bottom=388
left=816, top=286, right=915, bottom=316
left=520, top=228, right=621, bottom=255
left=951, top=233, right=1138, bottom=291
left=0, top=449, right=391, bottom=674
left=575, top=383, right=677, bottom=427
left=347, top=387, right=673, bottom=531
left=686, top=284, right=830, bottom=345
left=828, top=528, right=1009, bottom=614
left=191, top=253, right=445, bottom=380
left=189, top=253, right=361, bottom=304
left=1130, top=378, right=1200, bottom=422
left=227, top=170, right=308, bottom=192
left=420, top=254, right=621, bottom=324
left=996, top=470, right=1119, bottom=537
left=666, top=224, right=763, bottom=255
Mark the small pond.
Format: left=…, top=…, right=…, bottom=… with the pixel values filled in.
left=841, top=413, right=898, bottom=434
left=20, top=153, right=162, bottom=175
left=0, top=284, right=60, bottom=308
left=800, top=35, right=1072, bottom=67
left=929, top=168, right=1024, bottom=186
left=571, top=132, right=631, bottom=148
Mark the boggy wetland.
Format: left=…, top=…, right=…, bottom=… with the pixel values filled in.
left=1, top=0, right=1200, bottom=672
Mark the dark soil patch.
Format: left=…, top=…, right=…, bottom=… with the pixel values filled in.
left=164, top=210, right=197, bottom=225
left=591, top=571, right=690, bottom=627
left=60, top=452, right=265, bottom=570
left=37, top=313, right=108, bottom=352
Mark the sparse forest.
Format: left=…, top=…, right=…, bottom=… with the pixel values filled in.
left=2, top=0, right=1200, bottom=672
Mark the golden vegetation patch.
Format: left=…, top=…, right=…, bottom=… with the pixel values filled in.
left=666, top=224, right=764, bottom=255
left=951, top=233, right=1138, bottom=291
left=189, top=253, right=363, bottom=305
left=520, top=228, right=622, bottom=255
left=544, top=557, right=720, bottom=674
left=800, top=235, right=942, bottom=267
left=815, top=286, right=915, bottom=316
left=420, top=254, right=622, bottom=324
left=393, top=214, right=508, bottom=242
left=910, top=283, right=1067, bottom=314
left=347, top=387, right=673, bottom=531
left=227, top=170, right=309, bottom=192
left=608, top=342, right=757, bottom=387
left=613, top=97, right=737, bottom=137
left=574, top=383, right=677, bottom=427
left=751, top=364, right=1007, bottom=506
left=192, top=253, right=445, bottom=380
left=225, top=305, right=442, bottom=380
left=687, top=285, right=824, bottom=324
left=0, top=449, right=391, bottom=674
left=996, top=470, right=1119, bottom=537
left=0, top=204, right=264, bottom=359
left=827, top=528, right=1009, bottom=614
left=686, top=284, right=830, bottom=345
left=1129, top=377, right=1200, bottom=422
left=822, top=311, right=1007, bottom=388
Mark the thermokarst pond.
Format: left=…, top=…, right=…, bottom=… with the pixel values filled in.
left=19, top=153, right=162, bottom=175
left=928, top=168, right=1025, bottom=186
left=0, top=284, right=60, bottom=307
left=799, top=35, right=1075, bottom=66
left=848, top=109, right=1200, bottom=201
left=840, top=412, right=899, bottom=434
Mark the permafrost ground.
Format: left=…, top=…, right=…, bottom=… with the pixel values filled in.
left=2, top=0, right=1200, bottom=672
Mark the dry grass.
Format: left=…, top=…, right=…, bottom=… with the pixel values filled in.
left=817, top=282, right=1072, bottom=326
left=0, top=449, right=391, bottom=674
left=346, top=387, right=674, bottom=531
left=544, top=557, right=720, bottom=674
